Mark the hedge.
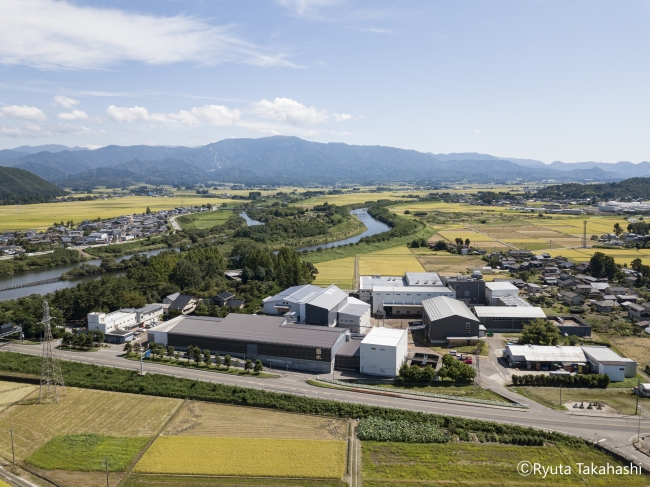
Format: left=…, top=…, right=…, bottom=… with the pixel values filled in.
left=0, top=352, right=586, bottom=447
left=511, top=373, right=610, bottom=388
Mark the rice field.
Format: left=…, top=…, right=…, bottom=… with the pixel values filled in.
left=606, top=335, right=650, bottom=372
left=134, top=436, right=347, bottom=478
left=536, top=247, right=650, bottom=265
left=0, top=196, right=237, bottom=231
left=0, top=385, right=181, bottom=461
left=0, top=381, right=37, bottom=413
left=313, top=257, right=355, bottom=289
left=162, top=401, right=347, bottom=440
left=358, top=247, right=424, bottom=275
left=177, top=209, right=235, bottom=230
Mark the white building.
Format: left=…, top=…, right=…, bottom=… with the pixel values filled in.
left=371, top=285, right=455, bottom=316
left=88, top=310, right=137, bottom=334
left=359, top=327, right=408, bottom=377
left=337, top=296, right=372, bottom=334
left=582, top=347, right=637, bottom=381
left=359, top=272, right=447, bottom=305
left=485, top=281, right=519, bottom=305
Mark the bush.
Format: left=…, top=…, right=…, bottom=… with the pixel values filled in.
left=357, top=418, right=449, bottom=443
left=511, top=373, right=609, bottom=388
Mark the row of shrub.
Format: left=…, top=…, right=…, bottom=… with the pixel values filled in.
left=0, top=352, right=586, bottom=447
left=511, top=373, right=610, bottom=388
left=357, top=418, right=449, bottom=443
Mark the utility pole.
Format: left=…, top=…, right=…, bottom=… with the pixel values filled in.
left=103, top=457, right=109, bottom=487
left=636, top=378, right=640, bottom=414
left=10, top=429, right=15, bottom=466
left=559, top=382, right=562, bottom=407
left=637, top=406, right=642, bottom=443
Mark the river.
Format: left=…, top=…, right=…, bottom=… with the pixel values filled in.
left=297, top=209, right=391, bottom=252
left=0, top=247, right=174, bottom=301
left=239, top=212, right=264, bottom=226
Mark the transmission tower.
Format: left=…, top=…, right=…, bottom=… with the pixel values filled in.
left=40, top=300, right=65, bottom=404
left=581, top=220, right=587, bottom=249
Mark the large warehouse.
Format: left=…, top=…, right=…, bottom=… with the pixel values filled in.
left=421, top=296, right=480, bottom=344
left=149, top=314, right=348, bottom=373
left=262, top=284, right=370, bottom=330
left=474, top=306, right=546, bottom=332
left=485, top=282, right=519, bottom=305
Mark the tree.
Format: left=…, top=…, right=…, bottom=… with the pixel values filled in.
left=588, top=251, right=617, bottom=280
left=613, top=222, right=622, bottom=236
left=203, top=349, right=212, bottom=367
left=123, top=342, right=132, bottom=353
left=224, top=355, right=232, bottom=370
left=166, top=345, right=175, bottom=360
left=465, top=238, right=471, bottom=247
left=254, top=359, right=264, bottom=374
left=191, top=345, right=202, bottom=365
left=132, top=342, right=141, bottom=354
left=175, top=351, right=180, bottom=361
left=244, top=359, right=253, bottom=374
left=169, top=259, right=203, bottom=291
left=520, top=318, right=562, bottom=346
left=214, top=353, right=221, bottom=370
left=146, top=206, right=152, bottom=214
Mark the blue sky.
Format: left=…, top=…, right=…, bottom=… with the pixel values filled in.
left=0, top=0, right=648, bottom=163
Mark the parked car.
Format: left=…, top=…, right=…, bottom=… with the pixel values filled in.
left=449, top=349, right=457, bottom=355
left=464, top=359, right=473, bottom=365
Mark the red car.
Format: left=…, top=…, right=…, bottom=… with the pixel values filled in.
left=464, top=358, right=473, bottom=365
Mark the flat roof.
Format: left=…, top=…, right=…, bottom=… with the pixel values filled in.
left=498, top=295, right=532, bottom=307
left=422, top=296, right=479, bottom=322
left=361, top=326, right=406, bottom=347
left=359, top=275, right=404, bottom=290
left=485, top=282, right=519, bottom=291
left=474, top=307, right=546, bottom=319
left=372, top=286, right=455, bottom=293
left=405, top=272, right=443, bottom=286
left=168, top=314, right=345, bottom=349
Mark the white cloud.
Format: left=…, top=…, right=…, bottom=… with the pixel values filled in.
left=303, top=129, right=320, bottom=137
left=333, top=113, right=352, bottom=122
left=0, top=126, right=23, bottom=137
left=58, top=109, right=88, bottom=121
left=190, top=105, right=241, bottom=126
left=252, top=97, right=329, bottom=127
left=107, top=105, right=151, bottom=123
left=0, top=0, right=295, bottom=69
left=53, top=95, right=79, bottom=108
left=1, top=105, right=47, bottom=121
left=276, top=0, right=343, bottom=17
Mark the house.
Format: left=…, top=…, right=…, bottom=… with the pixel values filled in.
left=166, top=294, right=198, bottom=315
left=616, top=294, right=639, bottom=304
left=627, top=302, right=650, bottom=322
left=212, top=291, right=235, bottom=307
left=590, top=300, right=616, bottom=313
left=574, top=284, right=593, bottom=296
left=224, top=299, right=245, bottom=309
left=527, top=283, right=543, bottom=294
left=561, top=292, right=584, bottom=306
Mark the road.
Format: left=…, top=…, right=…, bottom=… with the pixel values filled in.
left=168, top=214, right=182, bottom=231
left=2, top=341, right=648, bottom=471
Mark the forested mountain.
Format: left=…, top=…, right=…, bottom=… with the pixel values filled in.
left=0, top=167, right=68, bottom=205
left=534, top=177, right=650, bottom=200
left=0, top=136, right=643, bottom=187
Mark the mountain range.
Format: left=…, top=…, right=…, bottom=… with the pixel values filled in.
left=0, top=137, right=648, bottom=188
left=0, top=167, right=68, bottom=205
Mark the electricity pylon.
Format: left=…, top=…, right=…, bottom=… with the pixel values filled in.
left=40, top=300, right=65, bottom=403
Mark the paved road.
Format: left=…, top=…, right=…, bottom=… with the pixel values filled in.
left=3, top=342, right=649, bottom=471
left=169, top=215, right=182, bottom=231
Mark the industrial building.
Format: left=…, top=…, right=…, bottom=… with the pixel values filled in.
left=359, top=327, right=408, bottom=377
left=503, top=344, right=636, bottom=381
left=485, top=281, right=519, bottom=305
left=88, top=303, right=164, bottom=334
left=552, top=316, right=592, bottom=337
left=474, top=306, right=546, bottom=332
left=421, top=296, right=480, bottom=344
left=442, top=275, right=486, bottom=305
left=262, top=284, right=370, bottom=330
left=150, top=314, right=348, bottom=373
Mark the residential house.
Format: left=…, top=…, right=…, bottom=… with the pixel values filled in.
left=561, top=292, right=584, bottom=306
left=627, top=302, right=650, bottom=322
left=590, top=300, right=616, bottom=313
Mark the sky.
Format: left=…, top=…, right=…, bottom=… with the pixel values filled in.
left=0, top=0, right=649, bottom=163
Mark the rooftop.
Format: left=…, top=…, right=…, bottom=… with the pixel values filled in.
left=359, top=275, right=404, bottom=290
left=306, top=285, right=348, bottom=310
left=404, top=272, right=444, bottom=286
left=422, top=296, right=479, bottom=322
left=506, top=344, right=587, bottom=363
left=485, top=282, right=519, bottom=292
left=168, top=314, right=345, bottom=349
left=361, top=326, right=407, bottom=347
left=372, top=285, right=455, bottom=294
left=582, top=346, right=634, bottom=364
left=263, top=284, right=330, bottom=305
left=338, top=297, right=371, bottom=317
left=474, top=307, right=546, bottom=319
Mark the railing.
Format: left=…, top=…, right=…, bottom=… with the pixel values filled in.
left=316, top=377, right=528, bottom=409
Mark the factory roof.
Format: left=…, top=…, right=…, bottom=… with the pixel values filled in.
left=305, top=285, right=347, bottom=310
left=582, top=346, right=634, bottom=364
left=405, top=272, right=444, bottom=286
left=361, top=326, right=406, bottom=347
left=359, top=275, right=404, bottom=290
left=167, top=314, right=345, bottom=349
left=262, top=284, right=327, bottom=305
left=474, top=307, right=546, bottom=319
left=422, top=296, right=479, bottom=322
left=336, top=338, right=361, bottom=357
left=506, top=344, right=587, bottom=363
left=338, top=297, right=370, bottom=317
left=497, top=295, right=532, bottom=307
left=372, top=286, right=455, bottom=294
left=485, top=282, right=519, bottom=292
left=135, top=303, right=164, bottom=313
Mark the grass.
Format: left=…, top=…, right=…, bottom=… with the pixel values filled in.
left=298, top=192, right=411, bottom=208
left=0, top=195, right=237, bottom=231
left=511, top=386, right=650, bottom=415
left=122, top=475, right=346, bottom=486
left=134, top=436, right=347, bottom=478
left=123, top=353, right=279, bottom=378
left=313, top=257, right=355, bottom=289
left=603, top=335, right=650, bottom=372
left=162, top=401, right=347, bottom=440
left=177, top=210, right=234, bottom=230
left=361, top=441, right=650, bottom=486
left=26, top=434, right=149, bottom=472
left=374, top=383, right=506, bottom=402
left=0, top=384, right=181, bottom=461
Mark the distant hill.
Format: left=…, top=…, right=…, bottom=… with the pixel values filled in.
left=534, top=177, right=650, bottom=200
left=0, top=167, right=68, bottom=205
left=0, top=137, right=638, bottom=186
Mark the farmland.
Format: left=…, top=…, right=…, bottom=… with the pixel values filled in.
left=358, top=246, right=424, bottom=275
left=162, top=401, right=348, bottom=440
left=134, top=436, right=347, bottom=478
left=605, top=335, right=650, bottom=372
left=361, top=442, right=650, bottom=486
left=176, top=209, right=235, bottom=229
left=313, top=256, right=355, bottom=288
left=122, top=476, right=345, bottom=487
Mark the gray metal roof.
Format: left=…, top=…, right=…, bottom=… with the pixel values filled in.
left=167, top=314, right=345, bottom=349
left=422, top=296, right=479, bottom=322
left=582, top=346, right=629, bottom=363
left=338, top=297, right=370, bottom=317
left=405, top=272, right=444, bottom=286
left=306, top=285, right=347, bottom=311
left=262, top=284, right=328, bottom=305
left=135, top=303, right=164, bottom=313
left=336, top=338, right=361, bottom=357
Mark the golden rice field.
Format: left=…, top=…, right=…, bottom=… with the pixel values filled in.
left=358, top=246, right=424, bottom=275
left=602, top=336, right=650, bottom=372
left=0, top=196, right=238, bottom=231
left=134, top=436, right=347, bottom=478
left=313, top=257, right=355, bottom=289
left=299, top=192, right=411, bottom=208
left=0, top=381, right=37, bottom=414
left=536, top=247, right=650, bottom=265
left=0, top=385, right=181, bottom=461
left=163, top=402, right=347, bottom=440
